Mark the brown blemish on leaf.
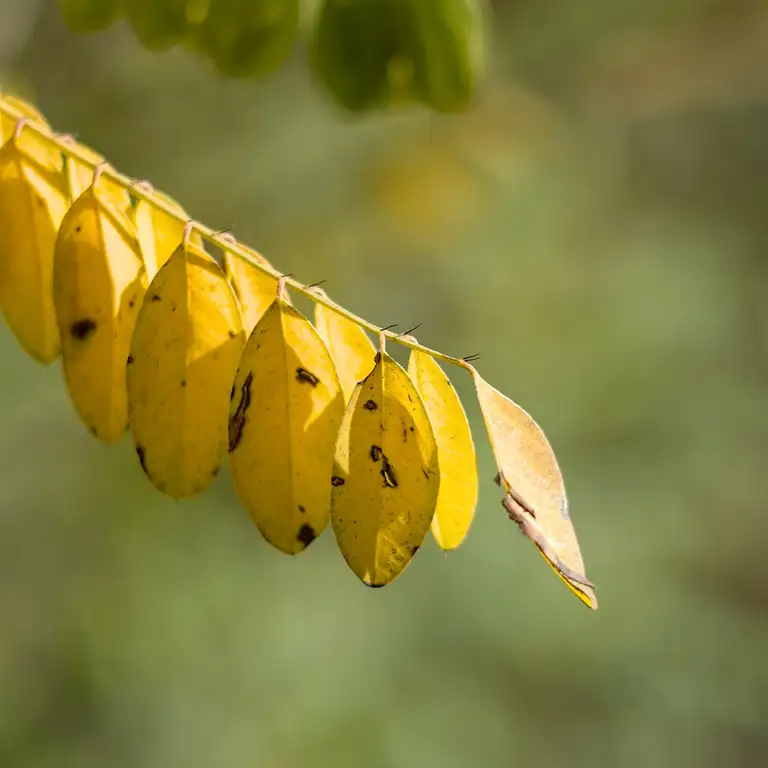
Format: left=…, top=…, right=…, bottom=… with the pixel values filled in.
left=228, top=371, right=253, bottom=452
left=381, top=458, right=398, bottom=488
left=70, top=318, right=97, bottom=341
left=331, top=476, right=345, bottom=487
left=298, top=505, right=306, bottom=513
left=136, top=444, right=148, bottom=475
left=422, top=468, right=430, bottom=480
left=229, top=383, right=235, bottom=401
left=296, top=367, right=319, bottom=386
left=506, top=486, right=537, bottom=520
left=363, top=400, right=378, bottom=411
left=402, top=427, right=408, bottom=442
left=127, top=355, right=134, bottom=364
left=150, top=293, right=161, bottom=302
left=297, top=524, right=316, bottom=547
left=228, top=330, right=236, bottom=339
left=370, top=445, right=383, bottom=462
left=410, top=545, right=420, bottom=556
left=129, top=299, right=135, bottom=308
left=180, top=379, right=187, bottom=388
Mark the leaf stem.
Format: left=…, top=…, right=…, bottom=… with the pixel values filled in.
left=0, top=96, right=471, bottom=372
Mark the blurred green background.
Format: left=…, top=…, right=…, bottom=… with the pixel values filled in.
left=2, top=1, right=767, bottom=766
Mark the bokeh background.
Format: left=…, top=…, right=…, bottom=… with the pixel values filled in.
left=1, top=1, right=767, bottom=766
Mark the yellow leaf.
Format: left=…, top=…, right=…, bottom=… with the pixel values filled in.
left=53, top=184, right=148, bottom=442
left=131, top=188, right=201, bottom=279
left=2, top=102, right=62, bottom=174
left=228, top=295, right=345, bottom=554
left=224, top=246, right=288, bottom=331
left=314, top=290, right=376, bottom=402
left=331, top=350, right=439, bottom=587
left=0, top=93, right=50, bottom=146
left=408, top=351, right=477, bottom=550
left=471, top=367, right=598, bottom=609
left=0, top=135, right=69, bottom=363
left=127, top=239, right=245, bottom=497
left=63, top=142, right=131, bottom=212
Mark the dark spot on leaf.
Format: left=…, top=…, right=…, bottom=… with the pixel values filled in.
left=228, top=330, right=236, bottom=339
left=180, top=379, right=187, bottom=387
left=297, top=524, right=316, bottom=547
left=381, top=458, right=398, bottom=488
left=229, top=383, right=235, bottom=401
left=298, top=505, right=306, bottom=513
left=410, top=545, right=420, bottom=556
left=129, top=299, right=134, bottom=308
left=211, top=465, right=221, bottom=478
left=70, top=318, right=96, bottom=341
left=136, top=444, right=148, bottom=475
left=127, top=355, right=134, bottom=364
left=403, top=427, right=408, bottom=442
left=409, top=426, right=415, bottom=432
left=75, top=224, right=81, bottom=232
left=363, top=400, right=378, bottom=411
left=407, top=394, right=412, bottom=402
left=228, top=371, right=253, bottom=452
left=422, top=468, right=430, bottom=480
left=150, top=293, right=161, bottom=302
left=296, top=367, right=319, bottom=386
left=370, top=445, right=382, bottom=462
left=331, top=476, right=345, bottom=487
left=506, top=487, right=536, bottom=519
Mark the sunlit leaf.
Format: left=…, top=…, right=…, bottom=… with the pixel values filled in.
left=470, top=366, right=597, bottom=609
left=331, top=349, right=439, bottom=587
left=409, top=350, right=477, bottom=550
left=228, top=293, right=344, bottom=554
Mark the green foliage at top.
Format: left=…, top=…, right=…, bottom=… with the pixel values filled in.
left=57, top=0, right=488, bottom=112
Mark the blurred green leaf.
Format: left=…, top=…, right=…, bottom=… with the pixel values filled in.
left=192, top=0, right=300, bottom=78
left=57, top=0, right=123, bottom=34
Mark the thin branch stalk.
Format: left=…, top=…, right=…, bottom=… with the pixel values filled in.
left=0, top=97, right=470, bottom=371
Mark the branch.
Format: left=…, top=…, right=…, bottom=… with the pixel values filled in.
left=0, top=95, right=472, bottom=373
